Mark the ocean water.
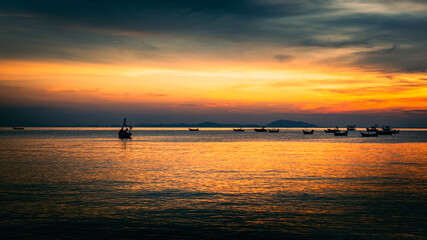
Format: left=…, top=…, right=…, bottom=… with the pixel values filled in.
left=0, top=128, right=426, bottom=239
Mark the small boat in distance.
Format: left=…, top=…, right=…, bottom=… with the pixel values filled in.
left=378, top=130, right=393, bottom=135
left=233, top=128, right=245, bottom=132
left=324, top=127, right=339, bottom=133
left=347, top=125, right=356, bottom=131
left=382, top=126, right=399, bottom=134
left=268, top=129, right=279, bottom=133
left=303, top=129, right=314, bottom=134
left=188, top=128, right=199, bottom=131
left=360, top=131, right=378, bottom=137
left=382, top=126, right=391, bottom=131
left=334, top=130, right=348, bottom=136
left=367, top=124, right=379, bottom=132
left=254, top=127, right=267, bottom=132
left=13, top=127, right=25, bottom=130
left=118, top=118, right=132, bottom=139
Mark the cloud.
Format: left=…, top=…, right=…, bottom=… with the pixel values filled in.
left=353, top=44, right=427, bottom=73
left=0, top=0, right=426, bottom=74
left=316, top=81, right=427, bottom=96
left=273, top=54, right=294, bottom=62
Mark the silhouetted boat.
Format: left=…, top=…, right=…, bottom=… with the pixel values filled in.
left=334, top=130, right=348, bottom=136
left=254, top=127, right=267, bottom=132
left=381, top=126, right=399, bottom=134
left=233, top=128, right=245, bottom=132
left=378, top=130, right=393, bottom=135
left=302, top=129, right=314, bottom=134
left=360, top=131, right=378, bottom=137
left=268, top=129, right=279, bottom=133
left=366, top=124, right=379, bottom=132
left=188, top=128, right=199, bottom=131
left=324, top=127, right=339, bottom=133
left=118, top=118, right=132, bottom=139
left=347, top=125, right=356, bottom=131
left=13, top=127, right=24, bottom=130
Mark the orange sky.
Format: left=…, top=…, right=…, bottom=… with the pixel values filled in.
left=0, top=0, right=426, bottom=126
left=1, top=58, right=426, bottom=114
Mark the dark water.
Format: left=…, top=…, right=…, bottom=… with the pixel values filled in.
left=0, top=128, right=426, bottom=239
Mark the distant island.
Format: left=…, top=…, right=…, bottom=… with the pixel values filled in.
left=134, top=119, right=317, bottom=128
left=265, top=119, right=317, bottom=128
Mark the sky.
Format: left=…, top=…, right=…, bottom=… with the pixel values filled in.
left=0, top=0, right=426, bottom=127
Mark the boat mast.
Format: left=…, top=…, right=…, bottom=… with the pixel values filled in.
left=121, top=118, right=127, bottom=131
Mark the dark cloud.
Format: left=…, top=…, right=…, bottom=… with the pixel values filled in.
left=317, top=13, right=427, bottom=72
left=0, top=0, right=324, bottom=36
left=354, top=44, right=427, bottom=73
left=273, top=54, right=294, bottom=62
left=0, top=0, right=426, bottom=72
left=0, top=0, right=331, bottom=61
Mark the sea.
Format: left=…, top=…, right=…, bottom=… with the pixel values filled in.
left=0, top=128, right=426, bottom=239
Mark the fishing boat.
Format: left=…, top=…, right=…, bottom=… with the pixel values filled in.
left=254, top=127, right=267, bottom=132
left=324, top=127, right=339, bottom=133
left=378, top=130, right=393, bottom=135
left=382, top=126, right=391, bottom=131
left=233, top=128, right=245, bottom=132
left=188, top=128, right=199, bottom=131
left=302, top=129, right=314, bottom=134
left=360, top=131, right=378, bottom=137
left=13, top=127, right=25, bottom=130
left=118, top=118, right=132, bottom=139
left=334, top=130, right=348, bottom=136
left=347, top=125, right=356, bottom=131
left=366, top=124, right=379, bottom=132
left=382, top=126, right=399, bottom=134
left=268, top=129, right=279, bottom=133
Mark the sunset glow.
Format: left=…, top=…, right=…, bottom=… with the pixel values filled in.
left=0, top=0, right=426, bottom=126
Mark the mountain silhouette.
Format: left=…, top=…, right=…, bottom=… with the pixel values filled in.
left=135, top=119, right=317, bottom=127
left=265, top=119, right=317, bottom=127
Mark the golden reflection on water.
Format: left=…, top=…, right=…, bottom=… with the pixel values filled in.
left=0, top=137, right=426, bottom=238
left=2, top=139, right=425, bottom=195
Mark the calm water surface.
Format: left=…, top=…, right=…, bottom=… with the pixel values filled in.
left=0, top=128, right=426, bottom=239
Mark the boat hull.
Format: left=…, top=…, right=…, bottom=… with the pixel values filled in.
left=254, top=128, right=267, bottom=132
left=118, top=131, right=132, bottom=139
left=334, top=131, right=348, bottom=136
left=360, top=131, right=378, bottom=137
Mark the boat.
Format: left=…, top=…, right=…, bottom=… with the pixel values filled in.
left=268, top=129, right=279, bottom=133
left=334, top=130, right=348, bottom=136
left=13, top=127, right=25, bottom=130
left=381, top=126, right=399, bottom=134
left=302, top=129, right=314, bottom=134
left=254, top=127, right=267, bottom=132
left=188, top=128, right=199, bottom=131
left=366, top=124, right=379, bottom=132
left=378, top=130, right=393, bottom=135
left=360, top=131, right=378, bottom=137
left=118, top=118, right=132, bottom=139
left=324, top=127, right=339, bottom=133
left=382, top=126, right=391, bottom=131
left=233, top=128, right=245, bottom=132
left=347, top=125, right=356, bottom=131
